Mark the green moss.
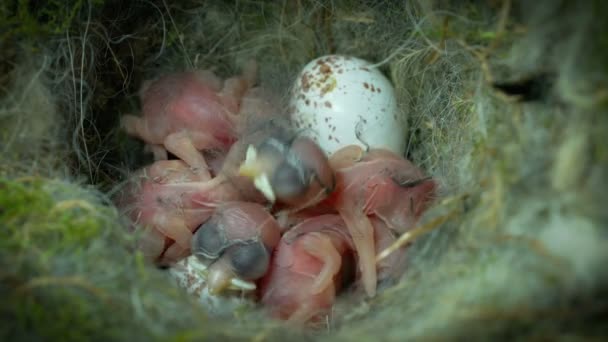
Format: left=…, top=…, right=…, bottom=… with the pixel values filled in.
left=0, top=177, right=302, bottom=341
left=0, top=177, right=131, bottom=340
left=0, top=178, right=180, bottom=341
left=1, top=179, right=105, bottom=252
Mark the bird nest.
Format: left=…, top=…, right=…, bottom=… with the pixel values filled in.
left=1, top=0, right=607, bottom=340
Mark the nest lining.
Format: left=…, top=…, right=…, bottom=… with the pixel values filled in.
left=1, top=0, right=607, bottom=340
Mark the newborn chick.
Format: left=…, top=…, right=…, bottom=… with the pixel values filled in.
left=323, top=145, right=436, bottom=297
left=191, top=202, right=281, bottom=294
left=237, top=134, right=335, bottom=213
left=121, top=61, right=257, bottom=175
left=115, top=159, right=244, bottom=266
left=258, top=214, right=355, bottom=325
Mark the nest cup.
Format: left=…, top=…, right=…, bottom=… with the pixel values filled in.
left=1, top=0, right=608, bottom=340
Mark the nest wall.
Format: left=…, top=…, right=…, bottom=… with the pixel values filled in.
left=1, top=0, right=607, bottom=340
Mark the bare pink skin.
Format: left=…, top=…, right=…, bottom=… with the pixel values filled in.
left=121, top=61, right=266, bottom=173
left=192, top=202, right=282, bottom=293
left=259, top=215, right=410, bottom=326
left=115, top=159, right=246, bottom=266
left=258, top=214, right=354, bottom=325
left=363, top=217, right=408, bottom=291
left=117, top=60, right=433, bottom=322
left=321, top=145, right=437, bottom=297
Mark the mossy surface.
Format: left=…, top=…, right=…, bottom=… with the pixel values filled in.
left=0, top=177, right=306, bottom=340
left=0, top=177, right=131, bottom=341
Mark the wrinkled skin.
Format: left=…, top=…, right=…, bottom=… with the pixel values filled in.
left=321, top=145, right=437, bottom=297
left=259, top=216, right=410, bottom=327
left=121, top=61, right=278, bottom=174
left=258, top=214, right=355, bottom=325
left=191, top=202, right=281, bottom=294
left=362, top=217, right=408, bottom=292
left=115, top=159, right=247, bottom=266
left=117, top=59, right=436, bottom=322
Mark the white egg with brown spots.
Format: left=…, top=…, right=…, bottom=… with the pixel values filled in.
left=289, top=55, right=406, bottom=155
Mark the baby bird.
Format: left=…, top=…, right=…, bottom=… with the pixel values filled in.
left=190, top=202, right=281, bottom=294
left=116, top=132, right=276, bottom=266
left=121, top=61, right=258, bottom=175
left=322, top=145, right=436, bottom=297
left=258, top=214, right=355, bottom=325
left=258, top=213, right=411, bottom=326
left=115, top=156, right=255, bottom=266
left=237, top=134, right=335, bottom=213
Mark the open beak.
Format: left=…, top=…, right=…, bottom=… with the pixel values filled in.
left=238, top=145, right=262, bottom=177
left=207, top=261, right=256, bottom=295
left=238, top=145, right=276, bottom=202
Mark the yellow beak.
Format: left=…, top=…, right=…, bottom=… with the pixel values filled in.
left=237, top=145, right=276, bottom=203
left=207, top=263, right=256, bottom=295
left=207, top=271, right=232, bottom=295
left=238, top=163, right=261, bottom=179
left=238, top=145, right=262, bottom=178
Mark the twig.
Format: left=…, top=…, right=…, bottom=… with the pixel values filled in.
left=376, top=208, right=459, bottom=263
left=16, top=275, right=110, bottom=303
left=49, top=199, right=98, bottom=215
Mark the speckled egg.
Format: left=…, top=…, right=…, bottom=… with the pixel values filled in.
left=289, top=55, right=406, bottom=156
